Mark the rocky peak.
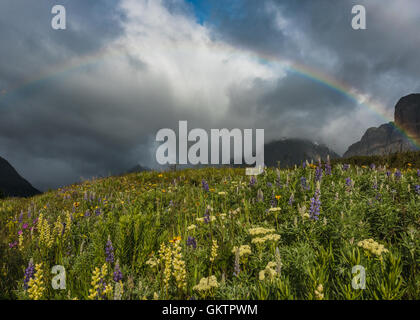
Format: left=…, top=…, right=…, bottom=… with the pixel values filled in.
left=395, top=94, right=420, bottom=142
left=0, top=156, right=41, bottom=198
left=343, top=94, right=420, bottom=158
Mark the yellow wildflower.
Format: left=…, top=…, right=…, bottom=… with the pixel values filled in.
left=158, top=242, right=172, bottom=290
left=314, top=284, right=324, bottom=300
left=172, top=239, right=187, bottom=291
left=210, top=240, right=218, bottom=263
left=88, top=263, right=111, bottom=300
left=18, top=233, right=24, bottom=251
left=28, top=263, right=45, bottom=300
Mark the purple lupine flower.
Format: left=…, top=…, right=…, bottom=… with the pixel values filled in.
left=203, top=211, right=210, bottom=224
left=372, top=183, right=378, bottom=190
left=288, top=194, right=294, bottom=206
left=9, top=241, right=18, bottom=249
left=386, top=171, right=391, bottom=177
left=300, top=176, right=310, bottom=190
left=342, top=164, right=350, bottom=171
left=309, top=190, right=321, bottom=220
left=186, top=236, right=197, bottom=249
left=84, top=210, right=91, bottom=217
left=113, top=262, right=123, bottom=282
left=370, top=163, right=376, bottom=170
left=267, top=182, right=272, bottom=188
left=345, top=177, right=352, bottom=187
left=395, top=170, right=402, bottom=180
left=315, top=161, right=323, bottom=182
left=24, top=260, right=35, bottom=290
left=27, top=207, right=31, bottom=219
left=95, top=208, right=102, bottom=216
left=233, top=250, right=240, bottom=277
left=376, top=193, right=382, bottom=201
left=18, top=211, right=23, bottom=224
left=415, top=185, right=420, bottom=195
left=302, top=162, right=307, bottom=169
left=417, top=169, right=420, bottom=178
left=61, top=222, right=66, bottom=236
left=325, top=158, right=332, bottom=176
left=202, top=179, right=209, bottom=192
left=249, top=176, right=256, bottom=187
left=105, top=238, right=114, bottom=264
left=96, top=277, right=107, bottom=300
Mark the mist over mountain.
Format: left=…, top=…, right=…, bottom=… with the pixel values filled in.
left=264, top=138, right=339, bottom=167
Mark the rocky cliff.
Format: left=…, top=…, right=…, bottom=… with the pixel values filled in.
left=343, top=94, right=420, bottom=158
left=0, top=156, right=41, bottom=198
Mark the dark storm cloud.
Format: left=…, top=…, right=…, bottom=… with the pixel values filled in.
left=200, top=0, right=420, bottom=153
left=208, top=0, right=420, bottom=105
left=0, top=0, right=126, bottom=190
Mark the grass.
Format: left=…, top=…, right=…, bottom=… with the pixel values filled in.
left=0, top=161, right=419, bottom=300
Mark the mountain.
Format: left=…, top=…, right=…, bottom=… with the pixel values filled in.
left=343, top=94, right=420, bottom=158
left=0, top=156, right=41, bottom=198
left=264, top=138, right=340, bottom=167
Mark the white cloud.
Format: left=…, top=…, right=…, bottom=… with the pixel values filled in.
left=113, top=0, right=278, bottom=121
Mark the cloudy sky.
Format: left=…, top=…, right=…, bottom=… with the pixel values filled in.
left=0, top=0, right=419, bottom=191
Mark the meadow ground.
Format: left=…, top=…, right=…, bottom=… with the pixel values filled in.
left=0, top=162, right=419, bottom=300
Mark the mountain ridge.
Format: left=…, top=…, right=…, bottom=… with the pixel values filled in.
left=0, top=156, right=41, bottom=198
left=343, top=94, right=420, bottom=158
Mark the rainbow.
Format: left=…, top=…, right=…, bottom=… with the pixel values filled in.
left=1, top=43, right=419, bottom=149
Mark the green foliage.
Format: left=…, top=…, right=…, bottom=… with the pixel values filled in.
left=0, top=161, right=419, bottom=300
left=333, top=150, right=420, bottom=169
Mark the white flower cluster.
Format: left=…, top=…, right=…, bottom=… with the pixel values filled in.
left=193, top=275, right=219, bottom=292
left=259, top=261, right=277, bottom=281
left=357, top=239, right=389, bottom=256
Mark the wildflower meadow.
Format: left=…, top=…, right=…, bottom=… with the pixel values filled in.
left=0, top=160, right=419, bottom=300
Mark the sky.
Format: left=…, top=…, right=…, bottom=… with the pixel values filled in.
left=0, top=0, right=419, bottom=191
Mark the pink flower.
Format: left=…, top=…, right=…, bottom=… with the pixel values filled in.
left=22, top=223, right=29, bottom=229
left=9, top=241, right=18, bottom=248
left=18, top=230, right=23, bottom=235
